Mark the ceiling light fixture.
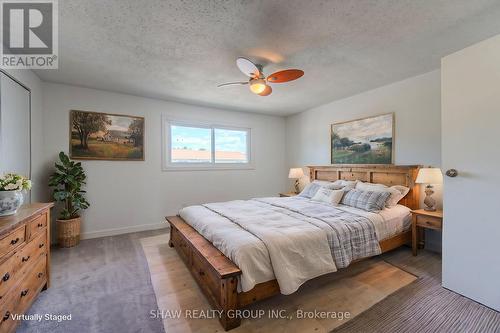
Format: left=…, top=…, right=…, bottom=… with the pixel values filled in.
left=249, top=78, right=267, bottom=94
left=217, top=57, right=304, bottom=97
left=258, top=84, right=272, bottom=96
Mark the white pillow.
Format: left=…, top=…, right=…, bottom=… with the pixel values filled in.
left=311, top=188, right=344, bottom=206
left=332, top=179, right=358, bottom=190
left=298, top=182, right=322, bottom=198
left=355, top=182, right=409, bottom=208
left=391, top=185, right=410, bottom=198
left=312, top=180, right=344, bottom=190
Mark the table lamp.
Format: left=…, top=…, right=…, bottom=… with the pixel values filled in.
left=415, top=168, right=443, bottom=211
left=288, top=168, right=305, bottom=193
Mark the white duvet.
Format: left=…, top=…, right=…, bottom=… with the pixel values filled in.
left=179, top=197, right=410, bottom=294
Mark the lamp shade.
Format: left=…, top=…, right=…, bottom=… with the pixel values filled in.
left=288, top=168, right=304, bottom=179
left=415, top=168, right=443, bottom=184
left=249, top=79, right=267, bottom=94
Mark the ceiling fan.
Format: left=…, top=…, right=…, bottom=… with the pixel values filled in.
left=217, top=57, right=304, bottom=96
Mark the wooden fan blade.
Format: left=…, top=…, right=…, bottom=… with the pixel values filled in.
left=217, top=81, right=248, bottom=87
left=236, top=57, right=261, bottom=78
left=267, top=69, right=304, bottom=83
left=258, top=85, right=272, bottom=96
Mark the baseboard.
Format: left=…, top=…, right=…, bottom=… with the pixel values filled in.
left=80, top=222, right=169, bottom=240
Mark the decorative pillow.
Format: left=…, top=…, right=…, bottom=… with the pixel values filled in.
left=341, top=189, right=391, bottom=212
left=332, top=179, right=358, bottom=190
left=355, top=182, right=409, bottom=208
left=311, top=188, right=344, bottom=206
left=313, top=180, right=345, bottom=190
left=298, top=182, right=322, bottom=198
left=390, top=185, right=410, bottom=204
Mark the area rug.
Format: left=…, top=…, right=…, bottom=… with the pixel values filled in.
left=141, top=233, right=417, bottom=333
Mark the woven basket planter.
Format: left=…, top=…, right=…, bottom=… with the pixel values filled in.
left=57, top=217, right=81, bottom=248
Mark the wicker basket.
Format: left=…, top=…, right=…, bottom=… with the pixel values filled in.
left=56, top=217, right=81, bottom=248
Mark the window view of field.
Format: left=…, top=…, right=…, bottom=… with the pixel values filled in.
left=71, top=111, right=144, bottom=160
left=331, top=114, right=393, bottom=164
left=171, top=125, right=248, bottom=164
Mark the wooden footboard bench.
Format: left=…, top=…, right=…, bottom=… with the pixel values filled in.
left=167, top=216, right=242, bottom=330
left=166, top=164, right=420, bottom=331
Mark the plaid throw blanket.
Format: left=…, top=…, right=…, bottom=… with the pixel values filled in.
left=254, top=197, right=382, bottom=268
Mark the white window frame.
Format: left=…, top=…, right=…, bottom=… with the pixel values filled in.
left=162, top=116, right=254, bottom=171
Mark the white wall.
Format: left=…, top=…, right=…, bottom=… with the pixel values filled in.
left=42, top=83, right=287, bottom=239
left=2, top=70, right=46, bottom=203
left=441, top=34, right=500, bottom=311
left=286, top=70, right=442, bottom=250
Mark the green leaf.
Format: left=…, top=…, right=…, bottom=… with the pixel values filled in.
left=59, top=152, right=69, bottom=164
left=50, top=151, right=89, bottom=219
left=53, top=191, right=68, bottom=201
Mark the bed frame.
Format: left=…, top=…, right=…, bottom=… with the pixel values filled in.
left=166, top=164, right=421, bottom=330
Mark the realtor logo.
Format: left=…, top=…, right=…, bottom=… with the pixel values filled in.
left=1, top=0, right=58, bottom=68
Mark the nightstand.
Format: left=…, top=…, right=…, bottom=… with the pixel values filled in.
left=411, top=209, right=443, bottom=256
left=279, top=192, right=298, bottom=197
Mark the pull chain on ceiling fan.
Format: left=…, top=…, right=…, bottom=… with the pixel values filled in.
left=217, top=57, right=304, bottom=96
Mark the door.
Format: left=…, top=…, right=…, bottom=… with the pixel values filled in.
left=441, top=34, right=500, bottom=311
left=0, top=72, right=31, bottom=202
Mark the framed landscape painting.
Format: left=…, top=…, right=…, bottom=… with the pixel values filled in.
left=331, top=113, right=394, bottom=164
left=69, top=110, right=144, bottom=161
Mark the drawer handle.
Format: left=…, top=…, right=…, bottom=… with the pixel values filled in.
left=22, top=255, right=30, bottom=262
left=39, top=243, right=45, bottom=248
left=2, top=311, right=10, bottom=322
left=20, top=289, right=29, bottom=297
left=37, top=223, right=43, bottom=227
left=10, top=238, right=19, bottom=245
left=37, top=272, right=43, bottom=278
left=2, top=273, right=9, bottom=282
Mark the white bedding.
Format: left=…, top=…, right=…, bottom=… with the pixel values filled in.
left=335, top=203, right=411, bottom=241
left=203, top=200, right=337, bottom=295
left=179, top=197, right=411, bottom=294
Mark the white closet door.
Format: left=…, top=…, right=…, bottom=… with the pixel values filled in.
left=441, top=35, right=500, bottom=311
left=0, top=72, right=31, bottom=201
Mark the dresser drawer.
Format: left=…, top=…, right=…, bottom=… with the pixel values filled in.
left=15, top=231, right=47, bottom=277
left=14, top=255, right=46, bottom=317
left=416, top=215, right=442, bottom=230
left=0, top=226, right=25, bottom=258
left=27, top=213, right=47, bottom=240
left=0, top=253, right=19, bottom=302
left=0, top=287, right=19, bottom=333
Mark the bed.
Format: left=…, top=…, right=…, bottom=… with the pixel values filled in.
left=166, top=164, right=421, bottom=330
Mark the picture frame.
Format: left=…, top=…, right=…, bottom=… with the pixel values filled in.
left=331, top=113, right=394, bottom=164
left=69, top=110, right=145, bottom=161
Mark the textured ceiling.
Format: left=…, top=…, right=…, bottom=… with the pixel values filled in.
left=36, top=0, right=500, bottom=116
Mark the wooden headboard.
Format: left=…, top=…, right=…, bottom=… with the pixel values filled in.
left=308, top=164, right=422, bottom=210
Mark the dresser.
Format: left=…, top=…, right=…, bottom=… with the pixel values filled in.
left=0, top=203, right=53, bottom=333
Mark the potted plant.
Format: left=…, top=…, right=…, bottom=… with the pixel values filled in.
left=0, top=173, right=31, bottom=216
left=48, top=152, right=89, bottom=248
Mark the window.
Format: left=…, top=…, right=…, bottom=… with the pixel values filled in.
left=163, top=119, right=252, bottom=170
left=170, top=125, right=212, bottom=163
left=214, top=128, right=249, bottom=164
